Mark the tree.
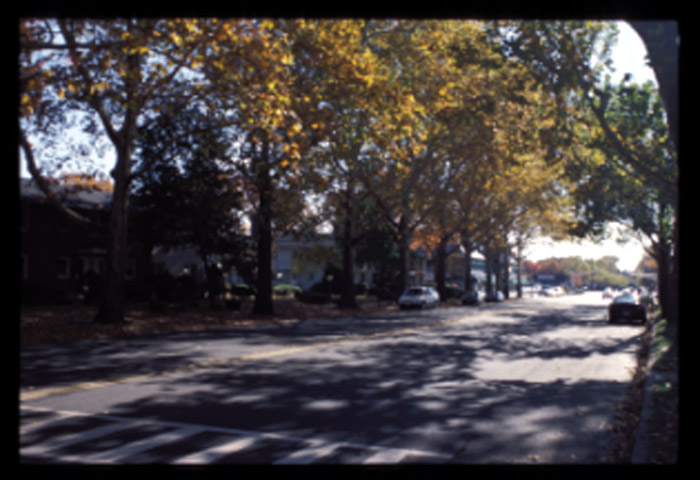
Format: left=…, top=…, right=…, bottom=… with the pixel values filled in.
left=569, top=79, right=677, bottom=320
left=360, top=20, right=489, bottom=292
left=355, top=221, right=401, bottom=299
left=198, top=19, right=315, bottom=316
left=490, top=20, right=679, bottom=320
left=20, top=18, right=221, bottom=323
left=629, top=21, right=678, bottom=151
left=289, top=19, right=400, bottom=309
left=131, top=111, right=248, bottom=307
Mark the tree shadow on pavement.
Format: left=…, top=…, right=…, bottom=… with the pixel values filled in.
left=97, top=307, right=637, bottom=463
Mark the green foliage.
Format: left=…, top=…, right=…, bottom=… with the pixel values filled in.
left=130, top=108, right=251, bottom=283
left=20, top=19, right=678, bottom=318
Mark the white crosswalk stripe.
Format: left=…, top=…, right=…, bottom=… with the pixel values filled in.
left=21, top=414, right=143, bottom=459
left=63, top=426, right=207, bottom=464
left=362, top=448, right=409, bottom=464
left=273, top=440, right=347, bottom=465
left=20, top=406, right=451, bottom=464
left=171, top=435, right=259, bottom=464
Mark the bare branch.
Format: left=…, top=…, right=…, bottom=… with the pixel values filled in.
left=19, top=127, right=102, bottom=229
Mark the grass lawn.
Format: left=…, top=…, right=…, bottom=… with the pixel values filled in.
left=20, top=297, right=400, bottom=346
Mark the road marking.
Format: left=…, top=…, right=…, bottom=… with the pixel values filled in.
left=171, top=435, right=259, bottom=464
left=362, top=448, right=410, bottom=464
left=273, top=440, right=347, bottom=464
left=21, top=406, right=451, bottom=464
left=21, top=315, right=470, bottom=402
left=21, top=416, right=143, bottom=458
left=73, top=425, right=206, bottom=464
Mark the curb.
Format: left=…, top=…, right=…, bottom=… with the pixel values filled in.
left=630, top=318, right=677, bottom=464
left=630, top=329, right=656, bottom=463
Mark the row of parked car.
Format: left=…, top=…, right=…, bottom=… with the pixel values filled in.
left=397, top=284, right=653, bottom=325
left=396, top=286, right=505, bottom=310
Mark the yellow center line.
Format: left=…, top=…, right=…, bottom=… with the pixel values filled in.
left=20, top=316, right=467, bottom=402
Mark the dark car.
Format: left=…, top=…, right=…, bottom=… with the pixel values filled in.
left=608, top=293, right=647, bottom=324
left=461, top=290, right=484, bottom=305
left=485, top=290, right=504, bottom=302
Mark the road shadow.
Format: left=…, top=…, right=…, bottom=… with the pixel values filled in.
left=85, top=301, right=639, bottom=463
left=19, top=308, right=457, bottom=389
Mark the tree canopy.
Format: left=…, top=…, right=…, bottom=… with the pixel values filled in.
left=20, top=19, right=679, bottom=321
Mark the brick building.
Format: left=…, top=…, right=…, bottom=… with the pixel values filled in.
left=20, top=179, right=150, bottom=304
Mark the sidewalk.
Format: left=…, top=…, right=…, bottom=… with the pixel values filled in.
left=631, top=317, right=679, bottom=464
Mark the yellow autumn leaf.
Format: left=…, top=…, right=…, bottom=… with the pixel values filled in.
left=280, top=159, right=290, bottom=168
left=287, top=123, right=302, bottom=137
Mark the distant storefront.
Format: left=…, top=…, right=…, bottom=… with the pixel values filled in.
left=532, top=273, right=570, bottom=286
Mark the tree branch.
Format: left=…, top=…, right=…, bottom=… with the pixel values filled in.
left=20, top=128, right=102, bottom=229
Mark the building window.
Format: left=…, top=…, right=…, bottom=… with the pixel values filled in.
left=81, top=256, right=105, bottom=275
left=57, top=256, right=71, bottom=279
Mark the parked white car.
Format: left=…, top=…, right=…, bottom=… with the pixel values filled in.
left=398, top=286, right=439, bottom=310
left=542, top=286, right=565, bottom=297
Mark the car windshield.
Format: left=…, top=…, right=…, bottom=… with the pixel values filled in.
left=614, top=294, right=637, bottom=304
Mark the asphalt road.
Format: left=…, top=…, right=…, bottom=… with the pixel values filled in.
left=20, top=292, right=646, bottom=464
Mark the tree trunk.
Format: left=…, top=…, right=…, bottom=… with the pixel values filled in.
left=655, top=241, right=672, bottom=322
left=503, top=248, right=510, bottom=299
left=516, top=251, right=523, bottom=299
left=339, top=209, right=358, bottom=309
left=397, top=215, right=410, bottom=292
left=494, top=249, right=502, bottom=295
left=485, top=247, right=493, bottom=295
left=94, top=183, right=128, bottom=324
left=669, top=212, right=679, bottom=326
left=93, top=49, right=140, bottom=325
left=94, top=149, right=131, bottom=324
left=462, top=236, right=474, bottom=291
left=252, top=133, right=274, bottom=316
left=435, top=238, right=447, bottom=301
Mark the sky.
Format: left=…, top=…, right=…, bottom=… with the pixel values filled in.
left=19, top=21, right=658, bottom=272
left=608, top=21, right=658, bottom=85
left=523, top=225, right=650, bottom=272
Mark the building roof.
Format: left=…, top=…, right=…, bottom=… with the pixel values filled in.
left=20, top=178, right=112, bottom=210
